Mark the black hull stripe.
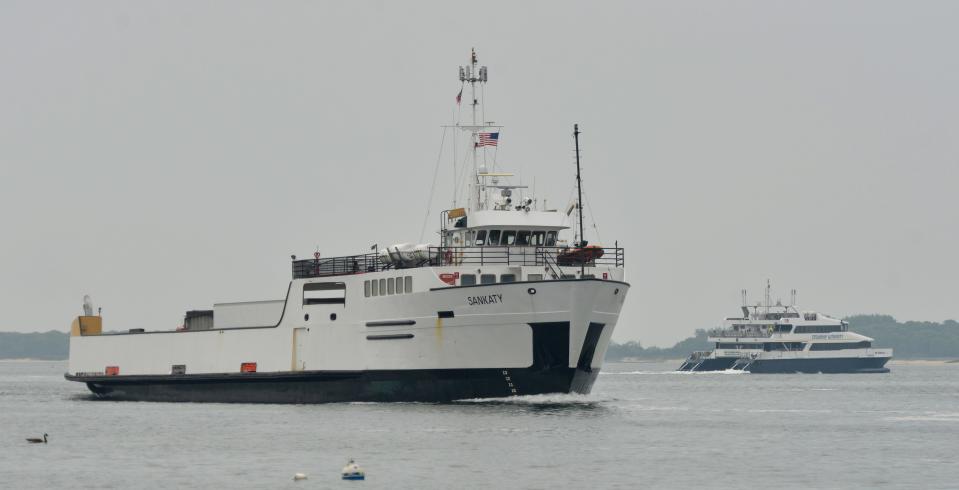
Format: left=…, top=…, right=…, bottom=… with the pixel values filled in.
left=365, top=320, right=417, bottom=327
left=366, top=334, right=414, bottom=340
left=65, top=367, right=601, bottom=403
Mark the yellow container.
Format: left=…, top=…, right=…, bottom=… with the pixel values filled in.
left=71, top=316, right=102, bottom=336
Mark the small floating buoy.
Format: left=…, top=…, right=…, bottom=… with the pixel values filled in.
left=341, top=458, right=365, bottom=480
left=293, top=473, right=308, bottom=481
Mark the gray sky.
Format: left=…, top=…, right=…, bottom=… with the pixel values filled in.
left=1, top=1, right=957, bottom=346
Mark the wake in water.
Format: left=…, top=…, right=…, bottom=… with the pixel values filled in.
left=601, top=369, right=748, bottom=375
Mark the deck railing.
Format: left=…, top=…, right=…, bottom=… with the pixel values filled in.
left=707, top=327, right=774, bottom=339
left=292, top=246, right=625, bottom=279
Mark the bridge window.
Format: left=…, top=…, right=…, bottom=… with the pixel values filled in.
left=516, top=230, right=531, bottom=246
left=487, top=230, right=501, bottom=245
left=531, top=231, right=545, bottom=246
left=303, top=282, right=346, bottom=305
left=545, top=231, right=557, bottom=246
left=501, top=230, right=517, bottom=245
left=474, top=230, right=487, bottom=246
left=480, top=274, right=496, bottom=284
left=461, top=274, right=476, bottom=286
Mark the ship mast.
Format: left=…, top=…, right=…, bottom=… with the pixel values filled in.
left=453, top=48, right=494, bottom=212
left=573, top=124, right=586, bottom=249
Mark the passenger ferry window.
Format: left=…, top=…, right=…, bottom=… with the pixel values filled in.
left=545, top=231, right=557, bottom=246
left=480, top=274, right=496, bottom=284
left=487, top=230, right=501, bottom=245
left=527, top=274, right=543, bottom=281
left=531, top=231, right=545, bottom=246
left=395, top=277, right=404, bottom=294
left=303, top=282, right=346, bottom=305
left=475, top=230, right=487, bottom=246
left=404, top=276, right=412, bottom=292
left=500, top=274, right=516, bottom=283
left=379, top=279, right=386, bottom=296
left=502, top=230, right=517, bottom=245
left=371, top=279, right=379, bottom=296
left=461, top=274, right=477, bottom=286
left=364, top=280, right=371, bottom=298
left=516, top=231, right=531, bottom=246
left=387, top=278, right=395, bottom=295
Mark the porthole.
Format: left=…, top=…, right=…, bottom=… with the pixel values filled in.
left=527, top=288, right=537, bottom=295
left=330, top=313, right=337, bottom=321
left=614, top=288, right=620, bottom=295
left=304, top=314, right=310, bottom=321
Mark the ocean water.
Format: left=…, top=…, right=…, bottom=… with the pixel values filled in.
left=1, top=360, right=957, bottom=489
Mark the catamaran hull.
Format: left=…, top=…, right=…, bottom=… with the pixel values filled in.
left=67, top=366, right=601, bottom=403
left=679, top=355, right=890, bottom=373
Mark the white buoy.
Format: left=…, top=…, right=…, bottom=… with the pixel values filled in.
left=293, top=473, right=308, bottom=481
left=341, top=459, right=365, bottom=481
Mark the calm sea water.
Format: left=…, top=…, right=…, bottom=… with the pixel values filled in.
left=1, top=360, right=957, bottom=489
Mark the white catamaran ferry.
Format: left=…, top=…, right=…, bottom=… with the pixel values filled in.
left=65, top=50, right=630, bottom=403
left=678, top=285, right=892, bottom=373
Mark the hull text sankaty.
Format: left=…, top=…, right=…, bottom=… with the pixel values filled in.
left=65, top=50, right=630, bottom=403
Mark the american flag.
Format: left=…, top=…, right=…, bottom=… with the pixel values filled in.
left=477, top=132, right=499, bottom=147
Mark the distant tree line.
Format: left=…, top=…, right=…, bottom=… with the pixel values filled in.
left=1, top=315, right=958, bottom=360
left=605, top=315, right=959, bottom=361
left=0, top=331, right=69, bottom=360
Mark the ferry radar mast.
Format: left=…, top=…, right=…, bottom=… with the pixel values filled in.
left=450, top=49, right=503, bottom=212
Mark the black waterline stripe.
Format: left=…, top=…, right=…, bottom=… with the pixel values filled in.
left=366, top=334, right=415, bottom=340
left=365, top=320, right=417, bottom=327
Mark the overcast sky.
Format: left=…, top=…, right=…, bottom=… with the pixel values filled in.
left=1, top=1, right=956, bottom=346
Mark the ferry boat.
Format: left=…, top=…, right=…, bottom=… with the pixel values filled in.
left=678, top=285, right=892, bottom=373
left=64, top=50, right=630, bottom=403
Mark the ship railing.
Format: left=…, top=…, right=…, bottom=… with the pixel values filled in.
left=707, top=328, right=774, bottom=339
left=291, top=246, right=625, bottom=279
left=292, top=253, right=386, bottom=279
left=429, top=246, right=625, bottom=269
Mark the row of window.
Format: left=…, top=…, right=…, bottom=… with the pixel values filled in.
left=468, top=229, right=559, bottom=247
left=715, top=341, right=873, bottom=351
left=794, top=325, right=844, bottom=334
left=460, top=273, right=518, bottom=286
left=716, top=342, right=806, bottom=351
left=364, top=276, right=413, bottom=297
left=809, top=341, right=872, bottom=351
left=763, top=342, right=807, bottom=351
